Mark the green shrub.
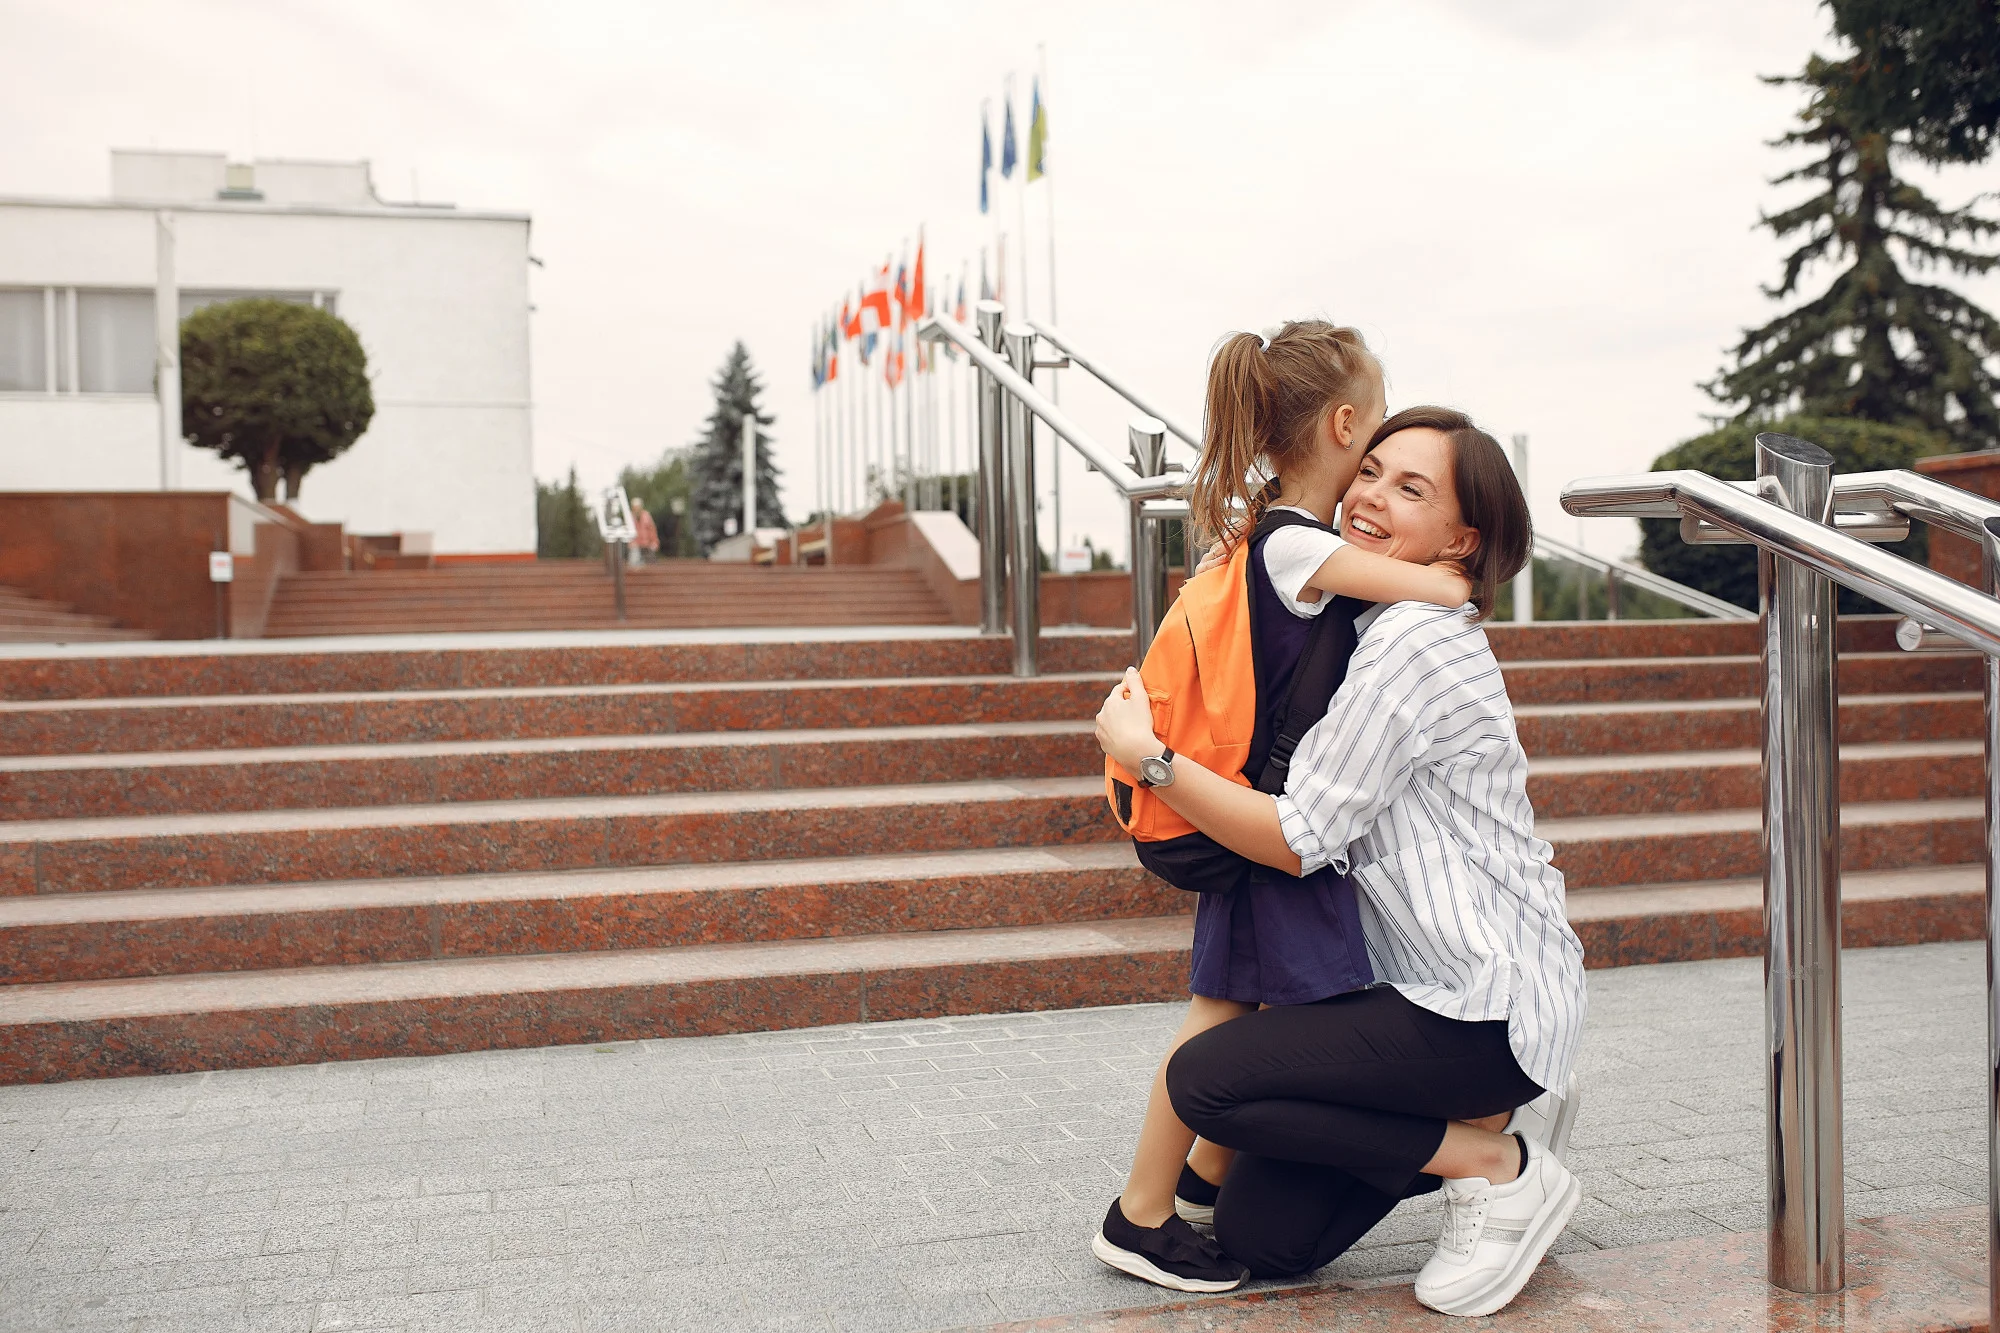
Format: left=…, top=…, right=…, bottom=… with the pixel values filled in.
left=1637, top=416, right=1950, bottom=612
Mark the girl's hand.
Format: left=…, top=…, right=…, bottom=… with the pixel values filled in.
left=1194, top=540, right=1229, bottom=577
left=1430, top=560, right=1472, bottom=605
left=1095, top=667, right=1163, bottom=771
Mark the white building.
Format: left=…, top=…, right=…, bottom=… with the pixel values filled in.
left=0, top=150, right=535, bottom=556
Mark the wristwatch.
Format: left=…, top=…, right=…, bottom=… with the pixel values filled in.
left=1136, top=746, right=1177, bottom=789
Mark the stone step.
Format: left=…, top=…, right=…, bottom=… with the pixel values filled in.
left=0, top=779, right=1120, bottom=896
left=1545, top=797, right=1983, bottom=888
left=0, top=716, right=1972, bottom=822
left=0, top=633, right=1136, bottom=702
left=0, top=914, right=1197, bottom=1084
left=1526, top=740, right=1978, bottom=819
left=0, top=722, right=1104, bottom=819
left=1, top=774, right=1981, bottom=898
left=1514, top=691, right=1980, bottom=756
left=0, top=844, right=1174, bottom=984
left=0, top=862, right=1980, bottom=1085
left=0, top=674, right=1116, bottom=756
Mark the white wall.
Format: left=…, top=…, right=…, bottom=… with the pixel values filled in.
left=0, top=197, right=535, bottom=554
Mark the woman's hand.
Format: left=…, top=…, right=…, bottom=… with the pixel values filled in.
left=1429, top=560, right=1472, bottom=605
left=1194, top=540, right=1228, bottom=577
left=1095, top=667, right=1163, bottom=771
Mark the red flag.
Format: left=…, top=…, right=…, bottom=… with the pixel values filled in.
left=909, top=237, right=926, bottom=326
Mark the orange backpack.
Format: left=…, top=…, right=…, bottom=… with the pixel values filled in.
left=1105, top=509, right=1362, bottom=893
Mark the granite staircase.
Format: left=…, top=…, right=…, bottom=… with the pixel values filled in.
left=0, top=618, right=1982, bottom=1084
left=260, top=562, right=956, bottom=636
left=0, top=585, right=152, bottom=645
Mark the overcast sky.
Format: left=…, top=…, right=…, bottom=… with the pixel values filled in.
left=8, top=0, right=1996, bottom=559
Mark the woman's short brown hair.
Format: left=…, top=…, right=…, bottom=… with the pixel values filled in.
left=1364, top=406, right=1531, bottom=620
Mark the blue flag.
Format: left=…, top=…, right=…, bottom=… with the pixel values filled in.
left=1001, top=96, right=1017, bottom=179
left=980, top=111, right=992, bottom=214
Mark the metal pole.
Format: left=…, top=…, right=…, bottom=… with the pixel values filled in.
left=741, top=412, right=757, bottom=545
left=1003, top=323, right=1041, bottom=677
left=1759, top=431, right=1843, bottom=1295
left=1982, top=516, right=2000, bottom=1333
left=155, top=212, right=181, bottom=491
left=1129, top=417, right=1168, bottom=661
left=1511, top=433, right=1532, bottom=622
left=611, top=540, right=628, bottom=620
left=975, top=301, right=1008, bottom=636
left=1605, top=565, right=1619, bottom=620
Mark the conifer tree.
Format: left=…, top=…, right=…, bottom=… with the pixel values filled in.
left=688, top=342, right=785, bottom=555
left=1709, top=8, right=2000, bottom=448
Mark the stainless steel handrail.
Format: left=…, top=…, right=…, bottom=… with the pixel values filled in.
left=1024, top=319, right=1202, bottom=452
left=1532, top=531, right=1755, bottom=621
left=920, top=305, right=1187, bottom=673
left=1565, top=441, right=2000, bottom=1308
left=1563, top=470, right=2000, bottom=654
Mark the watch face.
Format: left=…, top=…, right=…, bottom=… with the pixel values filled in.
left=1139, top=755, right=1172, bottom=786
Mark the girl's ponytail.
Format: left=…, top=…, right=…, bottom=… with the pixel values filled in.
left=1187, top=321, right=1379, bottom=553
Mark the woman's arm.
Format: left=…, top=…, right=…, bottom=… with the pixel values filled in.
left=1095, top=670, right=1302, bottom=874
left=1304, top=545, right=1468, bottom=609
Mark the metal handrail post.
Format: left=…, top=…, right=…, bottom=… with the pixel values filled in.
left=975, top=302, right=1008, bottom=636
left=1983, top=516, right=2000, bottom=1333
left=1759, top=434, right=1844, bottom=1294
left=1003, top=324, right=1041, bottom=677
left=1128, top=417, right=1168, bottom=661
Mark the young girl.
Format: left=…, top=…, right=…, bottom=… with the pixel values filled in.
left=1092, top=322, right=1475, bottom=1293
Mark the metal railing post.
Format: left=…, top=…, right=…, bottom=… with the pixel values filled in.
left=1002, top=324, right=1041, bottom=677
left=1128, top=417, right=1168, bottom=661
left=1983, top=516, right=2000, bottom=1333
left=1511, top=433, right=1533, bottom=622
left=1758, top=432, right=1844, bottom=1294
left=974, top=301, right=1007, bottom=636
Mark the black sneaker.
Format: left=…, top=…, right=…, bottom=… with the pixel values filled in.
left=1091, top=1197, right=1248, bottom=1292
left=1173, top=1162, right=1221, bottom=1226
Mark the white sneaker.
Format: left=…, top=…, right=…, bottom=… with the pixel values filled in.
left=1506, top=1074, right=1581, bottom=1159
left=1414, top=1135, right=1582, bottom=1318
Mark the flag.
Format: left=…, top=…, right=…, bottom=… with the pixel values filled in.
left=854, top=264, right=892, bottom=338
left=1028, top=78, right=1047, bottom=181
left=811, top=325, right=823, bottom=390
left=1001, top=94, right=1017, bottom=179
left=909, top=236, right=926, bottom=324
left=893, top=255, right=910, bottom=330
left=824, top=315, right=839, bottom=383
left=954, top=273, right=967, bottom=323
left=838, top=297, right=854, bottom=340
left=980, top=109, right=992, bottom=214
left=885, top=330, right=905, bottom=388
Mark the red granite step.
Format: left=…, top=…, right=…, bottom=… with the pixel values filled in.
left=1526, top=740, right=1979, bottom=819
left=0, top=722, right=1103, bottom=820
left=1514, top=691, right=1980, bottom=756
left=0, top=844, right=1175, bottom=984
left=0, top=778, right=1122, bottom=896
left=0, top=634, right=1136, bottom=702
left=0, top=913, right=1196, bottom=1083
left=0, top=674, right=1116, bottom=756
left=1496, top=651, right=1976, bottom=707
left=1546, top=797, right=1984, bottom=888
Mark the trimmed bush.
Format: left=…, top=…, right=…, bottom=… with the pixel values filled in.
left=1637, top=416, right=1950, bottom=612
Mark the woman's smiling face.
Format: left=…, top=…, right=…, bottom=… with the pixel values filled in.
left=1339, top=427, right=1480, bottom=566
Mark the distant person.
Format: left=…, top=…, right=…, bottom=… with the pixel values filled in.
left=632, top=502, right=660, bottom=565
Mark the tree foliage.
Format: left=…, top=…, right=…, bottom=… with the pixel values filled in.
left=180, top=299, right=374, bottom=503
left=1828, top=0, right=2000, bottom=166
left=688, top=343, right=784, bottom=554
left=1708, top=7, right=2000, bottom=449
left=1639, top=416, right=1947, bottom=611
left=535, top=467, right=604, bottom=559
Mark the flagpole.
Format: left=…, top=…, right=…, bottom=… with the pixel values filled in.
left=1037, top=44, right=1062, bottom=555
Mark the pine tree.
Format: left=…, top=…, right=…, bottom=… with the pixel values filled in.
left=688, top=343, right=785, bottom=555
left=1709, top=12, right=2000, bottom=449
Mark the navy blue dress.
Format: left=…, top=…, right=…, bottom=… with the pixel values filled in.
left=1188, top=525, right=1374, bottom=1007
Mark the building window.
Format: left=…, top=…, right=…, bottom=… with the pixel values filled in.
left=77, top=291, right=154, bottom=394
left=179, top=290, right=336, bottom=320
left=0, top=289, right=45, bottom=392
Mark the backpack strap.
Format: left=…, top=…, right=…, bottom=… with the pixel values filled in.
left=1252, top=594, right=1364, bottom=794
left=1243, top=507, right=1365, bottom=796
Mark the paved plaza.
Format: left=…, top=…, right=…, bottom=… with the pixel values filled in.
left=0, top=941, right=1988, bottom=1332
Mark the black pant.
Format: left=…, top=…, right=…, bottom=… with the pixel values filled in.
left=1165, top=984, right=1541, bottom=1277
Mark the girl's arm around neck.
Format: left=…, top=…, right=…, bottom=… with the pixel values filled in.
left=1306, top=544, right=1468, bottom=609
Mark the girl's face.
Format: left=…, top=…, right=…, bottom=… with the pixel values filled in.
left=1339, top=428, right=1480, bottom=565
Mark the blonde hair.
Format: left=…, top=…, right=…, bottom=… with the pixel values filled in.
left=1187, top=321, right=1380, bottom=550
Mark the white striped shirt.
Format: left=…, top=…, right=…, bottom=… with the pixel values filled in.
left=1273, top=600, right=1587, bottom=1093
